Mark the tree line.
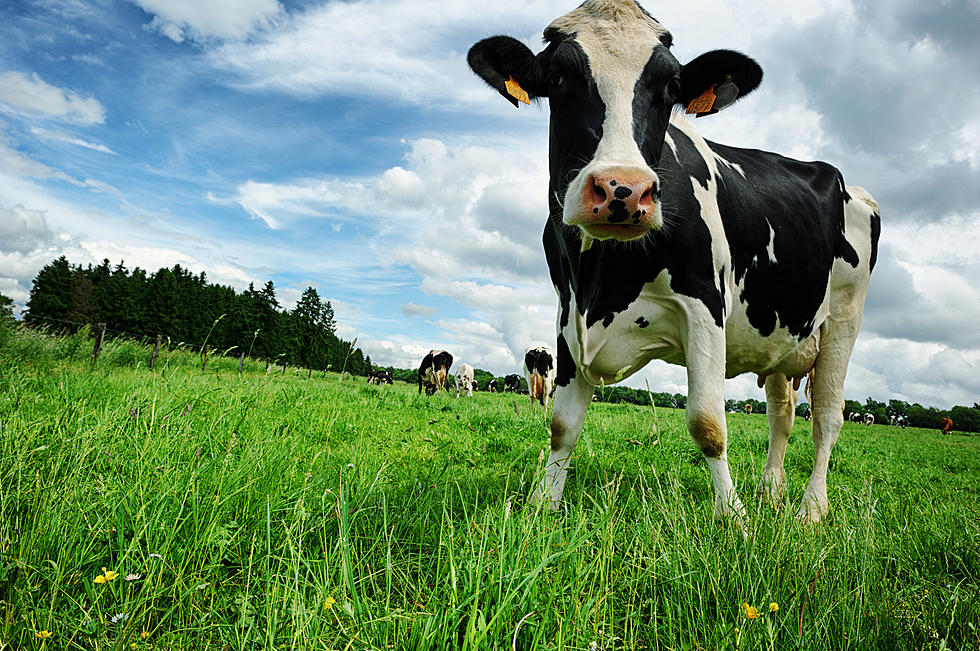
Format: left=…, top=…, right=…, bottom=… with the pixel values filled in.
left=17, top=256, right=373, bottom=376
left=7, top=257, right=978, bottom=432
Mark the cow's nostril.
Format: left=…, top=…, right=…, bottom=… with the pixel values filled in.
left=592, top=181, right=607, bottom=202
left=640, top=186, right=653, bottom=203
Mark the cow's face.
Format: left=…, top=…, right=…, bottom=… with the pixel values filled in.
left=468, top=0, right=762, bottom=242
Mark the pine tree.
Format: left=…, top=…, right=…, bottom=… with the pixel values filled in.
left=25, top=256, right=74, bottom=327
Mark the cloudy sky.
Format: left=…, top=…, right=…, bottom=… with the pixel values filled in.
left=1, top=0, right=978, bottom=408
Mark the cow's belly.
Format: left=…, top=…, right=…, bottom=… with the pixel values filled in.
left=563, top=271, right=829, bottom=385
left=723, top=282, right=829, bottom=378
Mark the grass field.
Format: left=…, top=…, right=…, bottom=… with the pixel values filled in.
left=2, top=327, right=979, bottom=650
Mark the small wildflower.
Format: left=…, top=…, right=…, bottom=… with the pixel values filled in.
left=130, top=644, right=137, bottom=650
left=741, top=603, right=760, bottom=619
left=110, top=613, right=129, bottom=625
left=186, top=403, right=191, bottom=413
left=94, top=567, right=119, bottom=583
left=141, top=630, right=151, bottom=639
left=149, top=553, right=163, bottom=559
left=324, top=596, right=336, bottom=610
left=769, top=602, right=779, bottom=613
left=125, top=573, right=142, bottom=582
left=36, top=630, right=53, bottom=639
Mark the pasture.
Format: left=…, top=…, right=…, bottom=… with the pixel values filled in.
left=1, top=329, right=979, bottom=650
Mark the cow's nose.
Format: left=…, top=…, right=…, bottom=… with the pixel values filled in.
left=585, top=172, right=658, bottom=224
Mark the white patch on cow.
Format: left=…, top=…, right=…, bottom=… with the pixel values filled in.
left=664, top=131, right=678, bottom=162
left=551, top=0, right=667, bottom=232
left=713, top=152, right=746, bottom=178
left=765, top=220, right=778, bottom=264
left=455, top=362, right=475, bottom=397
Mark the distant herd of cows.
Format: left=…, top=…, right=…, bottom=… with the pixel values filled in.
left=365, top=350, right=936, bottom=432
left=368, top=347, right=563, bottom=408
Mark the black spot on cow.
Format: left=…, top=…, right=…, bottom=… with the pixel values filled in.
left=635, top=316, right=650, bottom=328
left=555, top=333, right=575, bottom=387
left=525, top=347, right=555, bottom=377
left=614, top=185, right=632, bottom=199
left=710, top=144, right=858, bottom=339
left=869, top=211, right=881, bottom=272
left=602, top=313, right=614, bottom=328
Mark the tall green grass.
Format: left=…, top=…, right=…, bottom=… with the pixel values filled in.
left=1, top=327, right=978, bottom=649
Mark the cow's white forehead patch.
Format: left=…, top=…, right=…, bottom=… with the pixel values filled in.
left=547, top=0, right=670, bottom=59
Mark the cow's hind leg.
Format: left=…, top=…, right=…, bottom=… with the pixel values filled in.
left=757, top=375, right=797, bottom=506
left=531, top=371, right=593, bottom=508
left=799, top=308, right=863, bottom=523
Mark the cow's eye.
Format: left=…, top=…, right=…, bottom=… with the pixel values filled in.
left=549, top=73, right=565, bottom=89
left=665, top=77, right=681, bottom=102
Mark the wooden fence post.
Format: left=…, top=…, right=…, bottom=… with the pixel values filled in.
left=238, top=352, right=245, bottom=375
left=150, top=334, right=161, bottom=370
left=91, top=323, right=106, bottom=364
left=307, top=367, right=312, bottom=380
left=282, top=361, right=287, bottom=375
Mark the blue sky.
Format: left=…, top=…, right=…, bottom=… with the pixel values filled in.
left=1, top=0, right=978, bottom=408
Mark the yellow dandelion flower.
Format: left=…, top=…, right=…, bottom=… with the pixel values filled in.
left=104, top=569, right=120, bottom=581
left=141, top=630, right=151, bottom=639
left=741, top=603, right=760, bottom=619
left=36, top=630, right=53, bottom=639
left=324, top=596, right=336, bottom=610
left=769, top=602, right=779, bottom=613
left=130, top=644, right=137, bottom=650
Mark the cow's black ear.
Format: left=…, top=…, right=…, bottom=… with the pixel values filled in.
left=468, top=36, right=547, bottom=107
left=679, top=50, right=762, bottom=117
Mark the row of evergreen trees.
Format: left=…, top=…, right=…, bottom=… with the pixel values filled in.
left=21, top=256, right=373, bottom=376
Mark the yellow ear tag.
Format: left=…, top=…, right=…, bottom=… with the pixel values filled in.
left=505, top=76, right=530, bottom=105
left=686, top=86, right=716, bottom=116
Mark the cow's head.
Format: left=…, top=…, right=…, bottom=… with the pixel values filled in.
left=468, top=0, right=762, bottom=242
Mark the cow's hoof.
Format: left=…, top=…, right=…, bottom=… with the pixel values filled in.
left=756, top=475, right=787, bottom=508
left=795, top=495, right=828, bottom=524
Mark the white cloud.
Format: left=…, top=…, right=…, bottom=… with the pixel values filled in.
left=0, top=71, right=105, bottom=125
left=0, top=204, right=55, bottom=254
left=133, top=0, right=283, bottom=42
left=30, top=127, right=116, bottom=154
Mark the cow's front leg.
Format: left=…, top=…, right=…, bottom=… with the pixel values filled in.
left=531, top=370, right=594, bottom=509
left=686, top=327, right=745, bottom=520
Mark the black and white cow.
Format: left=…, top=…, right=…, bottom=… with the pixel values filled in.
left=455, top=363, right=476, bottom=397
left=468, top=0, right=879, bottom=523
left=418, top=350, right=453, bottom=396
left=488, top=378, right=499, bottom=393
left=503, top=374, right=522, bottom=393
left=895, top=415, right=907, bottom=429
left=524, top=346, right=558, bottom=408
left=367, top=369, right=394, bottom=385
left=849, top=412, right=863, bottom=423
left=864, top=413, right=875, bottom=426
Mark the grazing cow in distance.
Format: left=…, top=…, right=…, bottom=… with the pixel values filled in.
left=455, top=363, right=476, bottom=397
left=897, top=415, right=907, bottom=429
left=367, top=369, right=394, bottom=385
left=864, top=413, right=874, bottom=426
left=488, top=378, right=498, bottom=393
left=503, top=374, right=522, bottom=393
left=803, top=407, right=812, bottom=422
left=468, top=0, right=879, bottom=523
left=418, top=350, right=453, bottom=396
left=524, top=346, right=558, bottom=408
left=940, top=417, right=953, bottom=435
left=743, top=403, right=753, bottom=415
left=849, top=412, right=863, bottom=423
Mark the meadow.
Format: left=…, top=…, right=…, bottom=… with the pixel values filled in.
left=1, top=327, right=979, bottom=650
